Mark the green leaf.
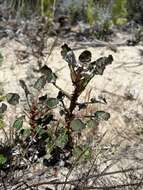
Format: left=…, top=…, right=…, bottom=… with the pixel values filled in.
left=47, top=98, right=59, bottom=108
left=87, top=119, right=99, bottom=128
left=12, top=116, right=24, bottom=130
left=0, top=154, right=7, bottom=165
left=61, top=44, right=77, bottom=66
left=90, top=55, right=113, bottom=75
left=94, top=111, right=110, bottom=121
left=79, top=50, right=92, bottom=63
left=61, top=44, right=77, bottom=83
left=6, top=93, right=20, bottom=105
left=70, top=119, right=86, bottom=132
left=0, top=103, right=7, bottom=114
left=56, top=128, right=68, bottom=148
left=40, top=65, right=57, bottom=83
left=34, top=75, right=47, bottom=90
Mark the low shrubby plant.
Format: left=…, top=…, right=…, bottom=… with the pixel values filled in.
left=0, top=44, right=113, bottom=172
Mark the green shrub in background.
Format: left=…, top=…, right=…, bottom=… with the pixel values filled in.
left=112, top=0, right=127, bottom=25
left=6, top=0, right=143, bottom=26
left=3, top=0, right=132, bottom=26
left=85, top=0, right=128, bottom=39
left=38, top=0, right=56, bottom=18
left=93, top=0, right=127, bottom=26
left=68, top=1, right=85, bottom=25
left=86, top=0, right=95, bottom=26
left=88, top=0, right=113, bottom=40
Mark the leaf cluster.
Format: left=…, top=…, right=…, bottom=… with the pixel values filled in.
left=0, top=44, right=113, bottom=170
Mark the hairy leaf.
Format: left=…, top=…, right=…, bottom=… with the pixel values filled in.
left=40, top=65, right=57, bottom=83
left=34, top=75, right=47, bottom=90
left=79, top=50, right=92, bottom=63
left=12, top=116, right=24, bottom=130
left=91, top=54, right=113, bottom=75
left=87, top=119, right=99, bottom=128
left=70, top=119, right=86, bottom=131
left=47, top=98, right=59, bottom=108
left=94, top=111, right=110, bottom=121
left=61, top=44, right=77, bottom=83
left=6, top=93, right=20, bottom=105
left=78, top=54, right=113, bottom=92
left=73, top=145, right=92, bottom=160
left=61, top=44, right=77, bottom=66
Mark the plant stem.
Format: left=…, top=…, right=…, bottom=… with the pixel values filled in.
left=64, top=85, right=81, bottom=151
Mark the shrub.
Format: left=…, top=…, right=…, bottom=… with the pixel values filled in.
left=0, top=44, right=113, bottom=171
left=112, top=0, right=127, bottom=25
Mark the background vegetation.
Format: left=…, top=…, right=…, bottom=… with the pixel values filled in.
left=1, top=0, right=143, bottom=25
